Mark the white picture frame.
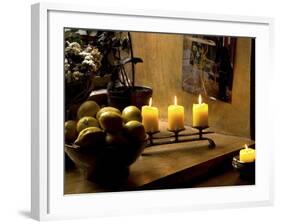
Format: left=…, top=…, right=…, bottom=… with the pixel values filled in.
left=31, top=2, right=275, bottom=221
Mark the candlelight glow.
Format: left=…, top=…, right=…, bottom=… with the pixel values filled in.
left=240, top=144, right=255, bottom=163
left=149, top=98, right=152, bottom=107
left=174, top=96, right=177, bottom=105
left=198, top=94, right=202, bottom=104
left=168, top=95, right=184, bottom=131
left=193, top=94, right=208, bottom=127
left=142, top=97, right=159, bottom=132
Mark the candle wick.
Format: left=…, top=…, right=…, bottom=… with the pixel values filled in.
left=149, top=97, right=152, bottom=107
left=199, top=94, right=202, bottom=104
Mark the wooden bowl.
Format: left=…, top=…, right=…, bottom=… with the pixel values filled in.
left=65, top=137, right=148, bottom=182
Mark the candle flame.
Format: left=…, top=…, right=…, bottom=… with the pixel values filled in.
left=149, top=97, right=152, bottom=107
left=245, top=144, right=248, bottom=150
left=174, top=96, right=177, bottom=105
left=198, top=94, right=202, bottom=104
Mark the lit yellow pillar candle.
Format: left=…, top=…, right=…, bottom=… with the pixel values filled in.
left=240, top=145, right=255, bottom=163
left=192, top=94, right=208, bottom=127
left=168, top=96, right=185, bottom=131
left=141, top=98, right=159, bottom=133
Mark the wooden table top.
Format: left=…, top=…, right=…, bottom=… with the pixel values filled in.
left=65, top=125, right=255, bottom=194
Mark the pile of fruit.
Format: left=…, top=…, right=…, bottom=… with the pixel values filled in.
left=65, top=100, right=147, bottom=151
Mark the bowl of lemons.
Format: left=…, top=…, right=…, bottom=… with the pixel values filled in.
left=64, top=101, right=147, bottom=182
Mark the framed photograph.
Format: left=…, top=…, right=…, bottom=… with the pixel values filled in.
left=182, top=35, right=237, bottom=103
left=31, top=2, right=274, bottom=221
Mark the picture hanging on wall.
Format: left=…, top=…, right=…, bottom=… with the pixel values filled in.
left=182, top=35, right=236, bottom=103
left=31, top=2, right=273, bottom=221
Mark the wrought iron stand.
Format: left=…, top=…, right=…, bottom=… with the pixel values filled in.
left=146, top=126, right=216, bottom=149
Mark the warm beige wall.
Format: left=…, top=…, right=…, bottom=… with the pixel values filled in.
left=131, top=32, right=252, bottom=138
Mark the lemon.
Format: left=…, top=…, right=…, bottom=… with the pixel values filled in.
left=96, top=106, right=121, bottom=120
left=122, top=105, right=142, bottom=123
left=77, top=100, right=100, bottom=119
left=105, top=133, right=129, bottom=147
left=64, top=120, right=78, bottom=143
left=76, top=116, right=99, bottom=133
left=74, top=127, right=105, bottom=148
left=99, top=111, right=123, bottom=133
left=124, top=120, right=146, bottom=142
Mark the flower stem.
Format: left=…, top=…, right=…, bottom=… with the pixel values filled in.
left=128, top=32, right=135, bottom=88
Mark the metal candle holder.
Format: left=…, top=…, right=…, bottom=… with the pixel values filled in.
left=146, top=126, right=216, bottom=149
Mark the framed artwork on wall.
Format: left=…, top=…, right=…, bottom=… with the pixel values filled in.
left=31, top=2, right=274, bottom=221
left=182, top=35, right=237, bottom=103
